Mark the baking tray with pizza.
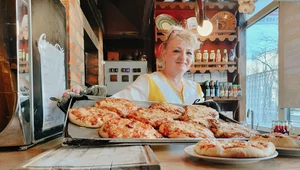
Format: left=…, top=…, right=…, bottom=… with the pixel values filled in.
left=60, top=96, right=256, bottom=146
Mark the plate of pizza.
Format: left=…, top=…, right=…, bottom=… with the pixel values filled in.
left=275, top=147, right=300, bottom=156
left=184, top=140, right=278, bottom=164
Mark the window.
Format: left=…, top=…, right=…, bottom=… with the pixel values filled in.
left=246, top=9, right=278, bottom=130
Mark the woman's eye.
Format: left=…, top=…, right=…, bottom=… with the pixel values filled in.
left=173, top=49, right=180, bottom=53
left=186, top=52, right=193, bottom=55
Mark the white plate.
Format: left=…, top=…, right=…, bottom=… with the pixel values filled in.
left=276, top=147, right=300, bottom=156
left=184, top=145, right=278, bottom=165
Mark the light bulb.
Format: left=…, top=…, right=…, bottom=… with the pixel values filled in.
left=197, top=20, right=213, bottom=36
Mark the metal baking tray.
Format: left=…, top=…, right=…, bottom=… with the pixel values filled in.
left=62, top=96, right=247, bottom=146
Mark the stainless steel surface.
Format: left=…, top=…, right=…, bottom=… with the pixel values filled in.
left=62, top=97, right=248, bottom=146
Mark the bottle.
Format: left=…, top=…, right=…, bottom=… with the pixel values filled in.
left=273, top=121, right=281, bottom=133
left=210, top=81, right=215, bottom=98
left=223, top=82, right=228, bottom=98
left=219, top=82, right=224, bottom=98
left=288, top=121, right=296, bottom=136
left=216, top=49, right=222, bottom=67
left=237, top=84, right=242, bottom=97
left=271, top=120, right=277, bottom=133
left=209, top=50, right=216, bottom=67
left=228, top=82, right=233, bottom=97
left=281, top=121, right=289, bottom=135
left=229, top=48, right=236, bottom=62
left=202, top=50, right=209, bottom=67
left=205, top=81, right=210, bottom=98
left=222, top=49, right=228, bottom=67
left=233, top=84, right=238, bottom=98
left=195, top=49, right=202, bottom=68
left=215, top=80, right=220, bottom=97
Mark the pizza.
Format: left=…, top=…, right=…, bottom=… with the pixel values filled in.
left=94, top=98, right=138, bottom=117
left=250, top=133, right=300, bottom=148
left=149, top=102, right=185, bottom=119
left=194, top=139, right=276, bottom=158
left=68, top=107, right=120, bottom=128
left=210, top=122, right=259, bottom=138
left=98, top=118, right=162, bottom=139
left=179, top=105, right=219, bottom=127
left=127, top=108, right=174, bottom=128
left=158, top=120, right=215, bottom=138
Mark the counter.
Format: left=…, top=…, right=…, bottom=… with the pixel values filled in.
left=1, top=138, right=300, bottom=170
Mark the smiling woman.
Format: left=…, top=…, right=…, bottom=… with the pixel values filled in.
left=112, top=26, right=204, bottom=104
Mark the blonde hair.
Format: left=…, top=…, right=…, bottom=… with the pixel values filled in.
left=157, top=26, right=201, bottom=69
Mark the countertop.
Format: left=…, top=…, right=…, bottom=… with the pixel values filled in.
left=1, top=138, right=300, bottom=170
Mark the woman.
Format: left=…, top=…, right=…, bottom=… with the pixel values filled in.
left=112, top=26, right=203, bottom=104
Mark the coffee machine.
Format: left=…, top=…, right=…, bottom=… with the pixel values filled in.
left=0, top=0, right=66, bottom=149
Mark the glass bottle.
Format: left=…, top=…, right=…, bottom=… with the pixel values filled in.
left=210, top=81, right=215, bottom=98
left=195, top=49, right=202, bottom=68
left=202, top=50, right=209, bottom=67
left=219, top=82, right=224, bottom=98
left=233, top=84, right=238, bottom=98
left=222, top=49, right=228, bottom=67
left=209, top=50, right=216, bottom=67
left=228, top=82, right=233, bottom=97
left=216, top=49, right=222, bottom=67
left=288, top=121, right=296, bottom=136
left=237, top=84, right=242, bottom=97
left=215, top=80, right=220, bottom=97
left=229, top=48, right=236, bottom=62
left=223, top=82, right=228, bottom=98
left=205, top=81, right=210, bottom=98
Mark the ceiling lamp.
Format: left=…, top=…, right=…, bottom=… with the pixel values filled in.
left=197, top=0, right=213, bottom=36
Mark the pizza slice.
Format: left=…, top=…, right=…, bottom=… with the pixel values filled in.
left=194, top=139, right=276, bottom=158
left=94, top=98, right=138, bottom=117
left=68, top=107, right=120, bottom=128
left=210, top=122, right=259, bottom=138
left=250, top=133, right=300, bottom=148
left=158, top=120, right=215, bottom=138
left=98, top=118, right=162, bottom=139
left=149, top=102, right=185, bottom=119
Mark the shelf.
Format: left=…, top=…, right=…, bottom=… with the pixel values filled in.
left=190, top=62, right=236, bottom=73
left=206, top=96, right=241, bottom=101
left=156, top=1, right=237, bottom=10
left=156, top=29, right=237, bottom=42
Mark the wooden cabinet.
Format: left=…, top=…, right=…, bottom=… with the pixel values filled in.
left=154, top=0, right=242, bottom=121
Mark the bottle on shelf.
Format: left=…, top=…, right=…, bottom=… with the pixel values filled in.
left=202, top=50, right=209, bottom=67
left=195, top=49, right=202, bottom=68
left=237, top=84, right=242, bottom=97
left=233, top=84, right=238, bottom=98
left=222, top=49, right=228, bottom=67
left=219, top=82, right=224, bottom=97
left=223, top=82, right=228, bottom=97
left=215, top=80, right=220, bottom=97
left=205, top=81, right=210, bottom=98
left=288, top=121, right=296, bottom=136
left=228, top=82, right=233, bottom=97
left=229, top=48, right=236, bottom=62
left=216, top=49, right=222, bottom=67
left=209, top=50, right=215, bottom=67
left=210, top=81, right=215, bottom=98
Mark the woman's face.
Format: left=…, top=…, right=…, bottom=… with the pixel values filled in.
left=162, top=38, right=195, bottom=74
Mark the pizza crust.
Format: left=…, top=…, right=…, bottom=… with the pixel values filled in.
left=250, top=133, right=300, bottom=148
left=95, top=98, right=138, bottom=117
left=158, top=120, right=215, bottom=138
left=194, top=140, right=276, bottom=158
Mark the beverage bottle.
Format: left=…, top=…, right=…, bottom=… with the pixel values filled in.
left=274, top=121, right=281, bottom=133
left=216, top=49, right=222, bottom=67
left=222, top=49, right=228, bottom=67
left=271, top=120, right=277, bottom=133
left=223, top=82, right=228, bottom=97
left=281, top=121, right=288, bottom=135
left=288, top=121, right=296, bottom=136
left=209, top=50, right=216, bottom=67
left=195, top=49, right=202, bottom=68
left=205, top=81, right=210, bottom=98
left=228, top=82, right=233, bottom=97
left=233, top=84, right=238, bottom=98
left=237, top=84, right=242, bottom=97
left=210, top=81, right=215, bottom=98
left=229, top=48, right=236, bottom=62
left=215, top=80, right=220, bottom=97
left=219, top=82, right=224, bottom=98
left=202, top=50, right=209, bottom=67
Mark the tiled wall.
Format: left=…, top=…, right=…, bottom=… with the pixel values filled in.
left=61, top=0, right=104, bottom=89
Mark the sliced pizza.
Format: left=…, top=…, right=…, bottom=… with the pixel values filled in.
left=250, top=133, right=300, bottom=148
left=94, top=98, right=138, bottom=117
left=158, top=120, right=215, bottom=138
left=127, top=108, right=174, bottom=129
left=194, top=139, right=276, bottom=158
left=210, top=122, right=259, bottom=138
left=68, top=107, right=120, bottom=128
left=180, top=105, right=219, bottom=127
left=98, top=118, right=162, bottom=139
left=149, top=102, right=185, bottom=119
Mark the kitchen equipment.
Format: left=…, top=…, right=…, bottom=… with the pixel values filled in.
left=104, top=61, right=148, bottom=96
left=0, top=0, right=66, bottom=149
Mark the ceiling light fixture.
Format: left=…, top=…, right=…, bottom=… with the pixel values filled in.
left=197, top=0, right=213, bottom=37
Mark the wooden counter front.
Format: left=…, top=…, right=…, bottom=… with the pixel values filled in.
left=1, top=138, right=300, bottom=170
